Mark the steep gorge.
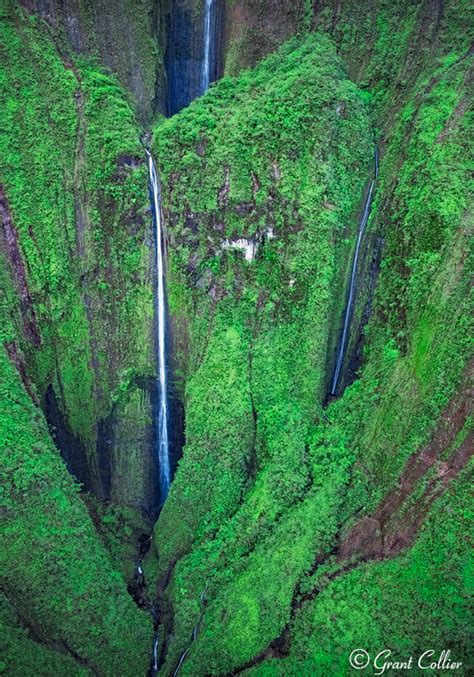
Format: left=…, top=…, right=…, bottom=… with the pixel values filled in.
left=0, top=1, right=472, bottom=675
left=148, top=2, right=472, bottom=674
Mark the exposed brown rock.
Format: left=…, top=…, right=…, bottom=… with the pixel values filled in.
left=338, top=516, right=382, bottom=560
left=218, top=166, right=230, bottom=207
left=251, top=172, right=260, bottom=194
left=4, top=341, right=38, bottom=406
left=339, top=364, right=473, bottom=561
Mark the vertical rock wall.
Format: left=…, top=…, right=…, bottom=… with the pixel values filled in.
left=19, top=0, right=166, bottom=121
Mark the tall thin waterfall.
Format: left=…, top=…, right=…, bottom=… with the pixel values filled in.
left=151, top=634, right=159, bottom=676
left=330, top=148, right=379, bottom=395
left=202, top=0, right=214, bottom=93
left=146, top=150, right=171, bottom=501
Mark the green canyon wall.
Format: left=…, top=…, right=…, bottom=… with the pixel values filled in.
left=149, top=1, right=472, bottom=674
left=0, top=0, right=472, bottom=675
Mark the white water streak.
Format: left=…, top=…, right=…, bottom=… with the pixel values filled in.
left=331, top=149, right=379, bottom=395
left=147, top=151, right=171, bottom=499
left=149, top=633, right=159, bottom=675
left=202, top=0, right=214, bottom=92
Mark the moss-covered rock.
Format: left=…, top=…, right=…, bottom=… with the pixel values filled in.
left=147, top=2, right=472, bottom=675
left=18, top=0, right=166, bottom=121
left=150, top=32, right=374, bottom=673
left=0, top=344, right=153, bottom=675
left=223, top=0, right=313, bottom=75
left=0, top=1, right=471, bottom=674
left=0, top=2, right=157, bottom=519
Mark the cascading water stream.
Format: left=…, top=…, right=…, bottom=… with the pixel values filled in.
left=330, top=147, right=379, bottom=396
left=146, top=150, right=171, bottom=502
left=147, top=7, right=218, bottom=673
left=151, top=634, right=159, bottom=676
left=201, top=0, right=214, bottom=93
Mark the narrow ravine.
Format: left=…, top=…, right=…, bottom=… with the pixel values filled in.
left=147, top=4, right=219, bottom=673
left=330, top=146, right=379, bottom=396
left=172, top=586, right=208, bottom=676
left=145, top=149, right=172, bottom=675
left=151, top=634, right=159, bottom=676
left=149, top=0, right=219, bottom=510
left=166, top=0, right=220, bottom=115
left=1, top=3, right=470, bottom=676
left=146, top=38, right=378, bottom=677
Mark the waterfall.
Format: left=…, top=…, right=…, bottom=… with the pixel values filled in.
left=330, top=148, right=379, bottom=396
left=147, top=150, right=171, bottom=501
left=166, top=0, right=218, bottom=113
left=202, top=0, right=214, bottom=93
left=151, top=634, right=159, bottom=675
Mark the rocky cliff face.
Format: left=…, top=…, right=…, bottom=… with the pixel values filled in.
left=19, top=0, right=166, bottom=121
left=0, top=1, right=472, bottom=675
left=0, top=345, right=153, bottom=675
left=147, top=1, right=472, bottom=674
left=1, top=2, right=158, bottom=524
left=222, top=0, right=311, bottom=74
left=1, top=4, right=159, bottom=670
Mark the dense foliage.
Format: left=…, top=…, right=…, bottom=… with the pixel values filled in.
left=249, top=464, right=473, bottom=675
left=148, top=2, right=472, bottom=675
left=0, top=0, right=471, bottom=675
left=0, top=346, right=153, bottom=675
left=0, top=4, right=155, bottom=673
left=0, top=1, right=156, bottom=514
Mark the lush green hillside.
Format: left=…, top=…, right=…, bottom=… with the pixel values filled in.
left=248, top=462, right=472, bottom=675
left=148, top=2, right=472, bottom=675
left=0, top=0, right=472, bottom=675
left=17, top=0, right=165, bottom=120
left=0, top=344, right=153, bottom=675
left=0, top=4, right=157, bottom=673
left=150, top=33, right=374, bottom=670
left=0, top=2, right=157, bottom=525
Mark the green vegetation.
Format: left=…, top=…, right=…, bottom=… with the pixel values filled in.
left=223, top=0, right=312, bottom=76
left=148, top=2, right=472, bottom=675
left=150, top=32, right=374, bottom=672
left=0, top=2, right=92, bottom=441
left=0, top=345, right=153, bottom=675
left=0, top=0, right=471, bottom=675
left=248, top=465, right=473, bottom=676
left=0, top=593, right=87, bottom=677
left=0, top=5, right=155, bottom=671
left=0, top=2, right=155, bottom=509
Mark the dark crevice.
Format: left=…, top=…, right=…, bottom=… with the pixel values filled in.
left=326, top=145, right=379, bottom=400
left=0, top=185, right=41, bottom=348
left=169, top=584, right=209, bottom=677
left=43, top=384, right=94, bottom=492
left=165, top=0, right=226, bottom=116
left=3, top=341, right=38, bottom=406
left=151, top=557, right=180, bottom=673
left=95, top=414, right=114, bottom=500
